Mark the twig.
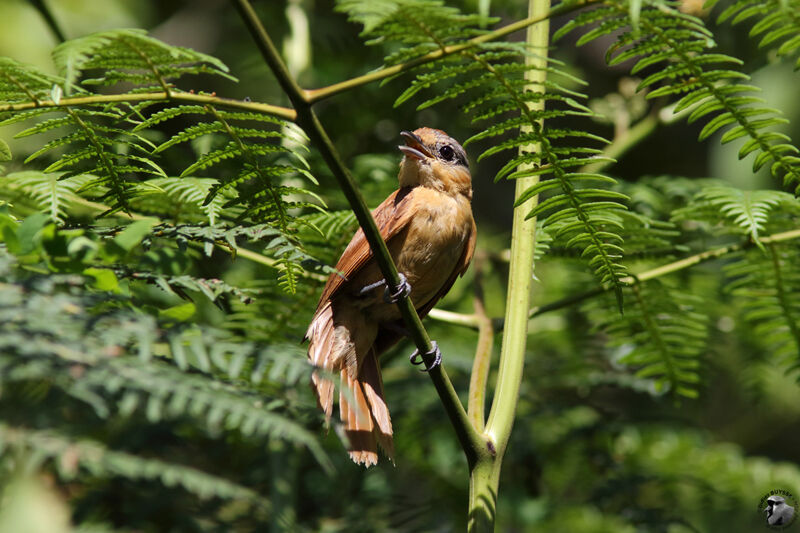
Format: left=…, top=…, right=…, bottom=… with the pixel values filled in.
left=27, top=0, right=67, bottom=43
left=429, top=228, right=800, bottom=331
left=0, top=91, right=296, bottom=121
left=468, top=257, right=494, bottom=432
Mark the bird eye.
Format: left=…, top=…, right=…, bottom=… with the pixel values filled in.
left=439, top=145, right=454, bottom=161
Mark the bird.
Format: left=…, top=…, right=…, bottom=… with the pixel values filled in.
left=304, top=127, right=476, bottom=466
left=765, top=495, right=795, bottom=526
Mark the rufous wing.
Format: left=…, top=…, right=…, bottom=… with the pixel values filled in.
left=315, top=187, right=415, bottom=308
left=372, top=217, right=476, bottom=356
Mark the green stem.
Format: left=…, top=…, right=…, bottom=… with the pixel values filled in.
left=27, top=0, right=67, bottom=43
left=430, top=228, right=800, bottom=331
left=468, top=258, right=494, bottom=432
left=468, top=0, right=550, bottom=530
left=0, top=91, right=296, bottom=121
left=580, top=112, right=660, bottom=174
left=231, top=0, right=484, bottom=462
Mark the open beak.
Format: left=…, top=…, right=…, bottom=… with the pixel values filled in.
left=398, top=131, right=432, bottom=160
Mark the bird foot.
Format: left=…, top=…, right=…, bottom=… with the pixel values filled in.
left=409, top=341, right=441, bottom=372
left=359, top=273, right=411, bottom=304
left=383, top=273, right=411, bottom=304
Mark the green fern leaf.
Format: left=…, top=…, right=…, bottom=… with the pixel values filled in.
left=557, top=0, right=800, bottom=191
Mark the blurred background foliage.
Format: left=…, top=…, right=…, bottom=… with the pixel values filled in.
left=0, top=0, right=799, bottom=531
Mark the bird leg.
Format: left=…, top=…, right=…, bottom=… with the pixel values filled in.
left=409, top=341, right=441, bottom=372
left=358, top=272, right=412, bottom=304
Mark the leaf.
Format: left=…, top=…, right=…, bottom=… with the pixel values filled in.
left=159, top=302, right=197, bottom=322
left=83, top=267, right=120, bottom=292
left=113, top=219, right=157, bottom=252
left=0, top=139, right=11, bottom=162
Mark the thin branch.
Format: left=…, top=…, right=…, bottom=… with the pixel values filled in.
left=28, top=0, right=67, bottom=43
left=431, top=228, right=800, bottom=331
left=0, top=91, right=297, bottom=121
left=581, top=102, right=687, bottom=174
left=581, top=112, right=659, bottom=174
left=429, top=308, right=481, bottom=327
left=231, top=0, right=485, bottom=461
left=468, top=257, right=494, bottom=432
left=304, top=0, right=599, bottom=103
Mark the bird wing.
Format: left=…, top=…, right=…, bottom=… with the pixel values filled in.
left=316, top=187, right=415, bottom=307
left=373, top=216, right=476, bottom=357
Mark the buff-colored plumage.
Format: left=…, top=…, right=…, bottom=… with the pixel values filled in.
left=305, top=127, right=476, bottom=466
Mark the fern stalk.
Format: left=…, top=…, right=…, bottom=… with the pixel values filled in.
left=0, top=91, right=296, bottom=121
left=768, top=242, right=800, bottom=350
left=467, top=0, right=549, bottom=530
left=432, top=228, right=800, bottom=332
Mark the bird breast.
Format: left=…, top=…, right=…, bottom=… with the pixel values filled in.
left=391, top=188, right=473, bottom=305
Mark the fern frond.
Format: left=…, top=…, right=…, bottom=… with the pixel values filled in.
left=337, top=0, right=494, bottom=65
left=0, top=218, right=331, bottom=469
left=1, top=103, right=165, bottom=213
left=139, top=104, right=319, bottom=292
left=51, top=29, right=234, bottom=92
left=133, top=177, right=227, bottom=225
left=0, top=58, right=75, bottom=105
left=672, top=185, right=797, bottom=246
left=1, top=171, right=93, bottom=223
left=725, top=243, right=800, bottom=366
left=588, top=280, right=709, bottom=398
left=709, top=0, right=800, bottom=69
left=556, top=0, right=800, bottom=191
left=0, top=423, right=268, bottom=505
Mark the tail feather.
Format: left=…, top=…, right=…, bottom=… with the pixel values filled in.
left=307, top=303, right=336, bottom=419
left=306, top=302, right=394, bottom=466
left=361, top=349, right=394, bottom=461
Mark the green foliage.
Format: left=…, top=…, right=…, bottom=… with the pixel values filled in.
left=339, top=0, right=629, bottom=302
left=0, top=209, right=333, bottom=527
left=0, top=28, right=324, bottom=293
left=51, top=28, right=234, bottom=92
left=1, top=170, right=93, bottom=223
left=725, top=243, right=800, bottom=367
left=673, top=184, right=798, bottom=246
left=0, top=424, right=268, bottom=505
left=555, top=0, right=800, bottom=192
left=709, top=0, right=800, bottom=69
left=587, top=280, right=708, bottom=397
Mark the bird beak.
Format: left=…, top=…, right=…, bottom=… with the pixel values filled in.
left=398, top=131, right=432, bottom=160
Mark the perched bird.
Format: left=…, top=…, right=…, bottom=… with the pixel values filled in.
left=305, top=127, right=476, bottom=466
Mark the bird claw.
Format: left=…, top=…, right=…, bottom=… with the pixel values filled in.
left=409, top=341, right=441, bottom=372
left=359, top=273, right=411, bottom=304
left=383, top=272, right=411, bottom=304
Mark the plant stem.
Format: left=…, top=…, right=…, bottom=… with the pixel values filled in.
left=468, top=0, right=550, bottom=530
left=0, top=91, right=296, bottom=121
left=305, top=0, right=597, bottom=103
left=468, top=258, right=494, bottom=432
left=430, top=228, right=800, bottom=331
left=231, top=0, right=484, bottom=461
left=28, top=0, right=67, bottom=43
left=581, top=112, right=659, bottom=174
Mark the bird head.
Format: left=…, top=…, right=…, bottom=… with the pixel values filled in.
left=397, top=127, right=472, bottom=198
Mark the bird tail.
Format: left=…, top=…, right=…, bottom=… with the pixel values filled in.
left=306, top=302, right=394, bottom=466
